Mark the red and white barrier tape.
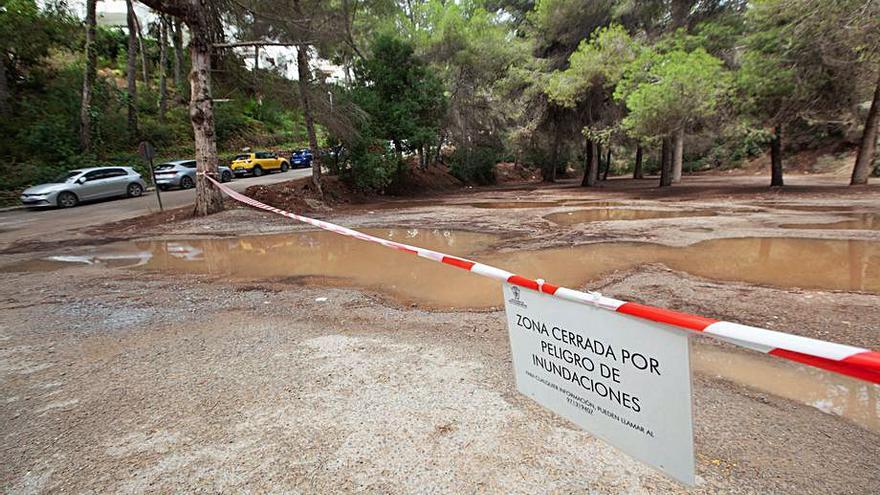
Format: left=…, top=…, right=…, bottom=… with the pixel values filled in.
left=207, top=177, right=880, bottom=384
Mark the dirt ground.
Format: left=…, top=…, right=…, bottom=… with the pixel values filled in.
left=1, top=174, right=879, bottom=494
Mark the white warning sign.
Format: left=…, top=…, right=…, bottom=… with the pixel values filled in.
left=502, top=283, right=695, bottom=484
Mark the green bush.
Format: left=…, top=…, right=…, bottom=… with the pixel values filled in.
left=344, top=140, right=399, bottom=192
left=449, top=146, right=498, bottom=185
left=695, top=125, right=768, bottom=170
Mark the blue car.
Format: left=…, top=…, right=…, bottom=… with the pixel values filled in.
left=290, top=149, right=313, bottom=169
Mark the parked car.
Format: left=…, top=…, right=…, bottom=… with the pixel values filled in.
left=154, top=160, right=233, bottom=190
left=20, top=167, right=147, bottom=208
left=230, top=151, right=289, bottom=177
left=290, top=148, right=313, bottom=168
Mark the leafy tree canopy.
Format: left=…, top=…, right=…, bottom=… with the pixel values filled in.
left=353, top=33, right=447, bottom=152
left=616, top=47, right=730, bottom=139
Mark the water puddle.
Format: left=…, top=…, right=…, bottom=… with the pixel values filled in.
left=147, top=229, right=502, bottom=309
left=545, top=208, right=716, bottom=226
left=764, top=204, right=868, bottom=213
left=780, top=213, right=880, bottom=231
left=693, top=346, right=880, bottom=433
left=468, top=200, right=626, bottom=209
left=495, top=237, right=879, bottom=296
left=564, top=201, right=628, bottom=207
left=347, top=199, right=627, bottom=211
left=18, top=233, right=880, bottom=308
left=469, top=201, right=568, bottom=209
left=0, top=252, right=154, bottom=272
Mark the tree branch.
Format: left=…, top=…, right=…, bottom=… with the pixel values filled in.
left=135, top=0, right=191, bottom=20
left=213, top=40, right=314, bottom=48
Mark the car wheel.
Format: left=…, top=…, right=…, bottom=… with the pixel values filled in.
left=127, top=183, right=144, bottom=197
left=221, top=171, right=233, bottom=183
left=159, top=185, right=169, bottom=191
left=57, top=191, right=78, bottom=208
left=180, top=175, right=195, bottom=189
left=280, top=162, right=289, bottom=172
left=252, top=166, right=263, bottom=177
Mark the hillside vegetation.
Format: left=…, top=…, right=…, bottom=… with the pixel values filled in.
left=1, top=0, right=878, bottom=206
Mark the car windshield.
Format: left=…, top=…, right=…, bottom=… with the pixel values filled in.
left=234, top=154, right=250, bottom=161
left=52, top=171, right=82, bottom=183
left=156, top=163, right=176, bottom=170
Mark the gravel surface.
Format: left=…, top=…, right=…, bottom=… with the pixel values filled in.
left=2, top=175, right=879, bottom=494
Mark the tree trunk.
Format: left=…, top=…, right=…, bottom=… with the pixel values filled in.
left=603, top=147, right=611, bottom=180
left=659, top=137, right=672, bottom=187
left=296, top=45, right=323, bottom=196
left=433, top=132, right=444, bottom=165
left=172, top=18, right=186, bottom=101
left=660, top=139, right=668, bottom=173
left=134, top=9, right=149, bottom=86
left=190, top=38, right=224, bottom=216
left=541, top=132, right=559, bottom=182
left=134, top=0, right=222, bottom=215
left=582, top=139, right=597, bottom=187
left=852, top=74, right=880, bottom=185
left=591, top=140, right=600, bottom=184
left=633, top=144, right=643, bottom=179
left=253, top=44, right=261, bottom=102
left=671, top=0, right=690, bottom=30
left=125, top=0, right=138, bottom=139
left=672, top=126, right=684, bottom=183
left=79, top=0, right=97, bottom=152
left=158, top=16, right=168, bottom=122
left=770, top=123, right=784, bottom=187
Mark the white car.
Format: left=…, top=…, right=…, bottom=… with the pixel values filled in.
left=20, top=167, right=147, bottom=208
left=154, top=160, right=234, bottom=190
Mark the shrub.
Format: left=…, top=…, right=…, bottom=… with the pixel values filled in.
left=344, top=139, right=399, bottom=192
left=691, top=125, right=768, bottom=171
left=449, top=146, right=498, bottom=185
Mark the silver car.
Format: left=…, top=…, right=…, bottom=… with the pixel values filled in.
left=153, top=160, right=233, bottom=190
left=20, top=167, right=147, bottom=208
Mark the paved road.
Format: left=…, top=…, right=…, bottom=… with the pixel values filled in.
left=0, top=168, right=311, bottom=247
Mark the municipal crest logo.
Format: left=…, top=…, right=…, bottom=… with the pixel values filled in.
left=508, top=285, right=527, bottom=308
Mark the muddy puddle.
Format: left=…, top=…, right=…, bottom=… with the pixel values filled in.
left=468, top=201, right=570, bottom=209
left=16, top=232, right=879, bottom=308
left=764, top=204, right=869, bottom=213
left=338, top=198, right=628, bottom=211
left=781, top=213, right=880, bottom=230
left=470, top=200, right=626, bottom=209
left=356, top=200, right=628, bottom=210
left=0, top=252, right=154, bottom=273
left=545, top=208, right=715, bottom=225
left=504, top=237, right=878, bottom=295
left=693, top=346, right=880, bottom=433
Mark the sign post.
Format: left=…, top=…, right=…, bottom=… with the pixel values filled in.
left=137, top=140, right=163, bottom=212
left=502, top=283, right=695, bottom=485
